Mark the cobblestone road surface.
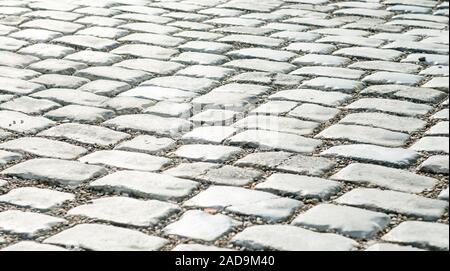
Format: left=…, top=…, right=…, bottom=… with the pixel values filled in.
left=0, top=0, right=448, bottom=251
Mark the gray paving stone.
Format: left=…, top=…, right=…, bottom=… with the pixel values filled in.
left=177, top=65, right=234, bottom=80
left=316, top=124, right=410, bottom=147
left=89, top=171, right=199, bottom=201
left=31, top=75, right=90, bottom=89
left=382, top=221, right=449, bottom=251
left=286, top=42, right=337, bottom=54
left=104, top=114, right=192, bottom=138
left=199, top=165, right=263, bottom=186
left=426, top=122, right=449, bottom=136
left=232, top=225, right=358, bottom=251
left=292, top=54, right=350, bottom=67
left=142, top=76, right=217, bottom=94
left=28, top=59, right=87, bottom=75
left=78, top=80, right=130, bottom=97
left=1, top=241, right=68, bottom=251
left=233, top=115, right=319, bottom=136
left=174, top=144, right=242, bottom=163
left=68, top=197, right=179, bottom=227
left=64, top=51, right=122, bottom=66
left=339, top=113, right=426, bottom=133
left=292, top=66, right=364, bottom=80
left=21, top=19, right=83, bottom=34
left=19, top=43, right=75, bottom=59
left=0, top=0, right=448, bottom=251
left=402, top=53, right=449, bottom=65
left=277, top=154, right=335, bottom=176
left=432, top=109, right=449, bottom=120
left=164, top=210, right=239, bottom=242
left=422, top=77, right=449, bottom=91
left=179, top=41, right=232, bottom=54
left=38, top=123, right=129, bottom=147
left=44, top=224, right=168, bottom=251
left=438, top=188, right=449, bottom=201
left=256, top=173, right=341, bottom=199
left=270, top=89, right=351, bottom=107
left=101, top=97, right=154, bottom=114
left=0, top=51, right=39, bottom=68
left=363, top=72, right=424, bottom=86
left=0, top=66, right=40, bottom=80
left=2, top=158, right=106, bottom=186
left=185, top=186, right=302, bottom=222
left=76, top=26, right=128, bottom=39
left=362, top=85, right=446, bottom=103
left=0, top=96, right=60, bottom=115
left=251, top=101, right=298, bottom=116
left=115, top=58, right=184, bottom=76
left=224, top=59, right=296, bottom=73
left=75, top=67, right=150, bottom=85
left=288, top=104, right=340, bottom=123
left=79, top=150, right=171, bottom=172
left=145, top=102, right=192, bottom=118
left=332, top=163, right=438, bottom=193
left=333, top=47, right=403, bottom=61
left=292, top=204, right=390, bottom=238
left=365, top=243, right=426, bottom=252
left=0, top=137, right=87, bottom=159
left=0, top=150, right=22, bottom=166
left=111, top=44, right=177, bottom=61
left=0, top=210, right=65, bottom=237
left=44, top=105, right=115, bottom=123
left=0, top=77, right=44, bottom=95
left=115, top=135, right=176, bottom=155
left=411, top=137, right=449, bottom=154
left=229, top=130, right=322, bottom=154
left=336, top=188, right=448, bottom=221
left=346, top=98, right=432, bottom=117
left=321, top=144, right=421, bottom=167
left=182, top=126, right=237, bottom=144
left=120, top=86, right=198, bottom=102
left=0, top=110, right=55, bottom=134
left=172, top=52, right=228, bottom=66
left=301, top=77, right=364, bottom=94
left=0, top=187, right=74, bottom=210
left=191, top=109, right=241, bottom=126
left=164, top=162, right=220, bottom=180
left=227, top=48, right=296, bottom=62
left=172, top=244, right=234, bottom=251
left=419, top=156, right=449, bottom=174
left=349, top=61, right=421, bottom=74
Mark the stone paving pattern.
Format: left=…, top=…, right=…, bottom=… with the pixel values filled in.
left=0, top=0, right=448, bottom=251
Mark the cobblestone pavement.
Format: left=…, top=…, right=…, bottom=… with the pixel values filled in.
left=0, top=0, right=448, bottom=251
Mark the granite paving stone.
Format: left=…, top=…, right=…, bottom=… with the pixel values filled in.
left=2, top=158, right=107, bottom=187
left=0, top=0, right=448, bottom=252
left=184, top=186, right=302, bottom=222
left=0, top=187, right=74, bottom=210
left=292, top=204, right=390, bottom=238
left=232, top=225, right=358, bottom=251
left=0, top=210, right=65, bottom=237
left=382, top=221, right=449, bottom=251
left=89, top=171, right=199, bottom=201
left=164, top=210, right=239, bottom=242
left=331, top=163, right=438, bottom=193
left=67, top=197, right=179, bottom=227
left=44, top=224, right=168, bottom=251
left=336, top=188, right=448, bottom=221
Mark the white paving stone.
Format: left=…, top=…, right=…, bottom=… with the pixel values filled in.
left=68, top=197, right=179, bottom=227
left=0, top=187, right=74, bottom=210
left=44, top=224, right=168, bottom=251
